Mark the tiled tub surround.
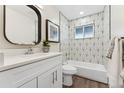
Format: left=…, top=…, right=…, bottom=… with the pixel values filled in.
left=59, top=12, right=110, bottom=84
left=60, top=13, right=70, bottom=62
left=103, top=6, right=110, bottom=67
left=68, top=12, right=109, bottom=65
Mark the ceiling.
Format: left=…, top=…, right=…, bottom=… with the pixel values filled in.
left=55, top=5, right=105, bottom=20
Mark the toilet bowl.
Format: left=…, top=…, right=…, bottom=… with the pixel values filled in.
left=63, top=65, right=77, bottom=86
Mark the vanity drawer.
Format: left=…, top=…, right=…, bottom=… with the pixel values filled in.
left=0, top=55, right=62, bottom=88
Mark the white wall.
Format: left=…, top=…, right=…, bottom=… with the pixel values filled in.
left=41, top=5, right=60, bottom=52
left=0, top=5, right=60, bottom=52
left=111, top=5, right=124, bottom=38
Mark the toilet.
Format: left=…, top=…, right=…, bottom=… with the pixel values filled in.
left=62, top=64, right=77, bottom=86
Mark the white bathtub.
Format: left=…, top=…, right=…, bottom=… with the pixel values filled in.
left=66, top=60, right=108, bottom=84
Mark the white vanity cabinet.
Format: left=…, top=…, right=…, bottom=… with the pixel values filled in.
left=0, top=54, right=62, bottom=88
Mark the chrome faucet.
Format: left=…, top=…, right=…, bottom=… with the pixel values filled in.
left=25, top=47, right=33, bottom=54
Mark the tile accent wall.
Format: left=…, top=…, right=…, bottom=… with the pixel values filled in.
left=60, top=10, right=110, bottom=65
left=68, top=12, right=109, bottom=65
left=60, top=13, right=69, bottom=62
left=103, top=6, right=111, bottom=66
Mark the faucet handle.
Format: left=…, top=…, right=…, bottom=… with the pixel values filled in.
left=27, top=47, right=32, bottom=51
left=29, top=47, right=32, bottom=50
left=25, top=47, right=33, bottom=54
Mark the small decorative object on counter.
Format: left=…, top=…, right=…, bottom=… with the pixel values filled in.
left=42, top=40, right=50, bottom=53
left=0, top=52, right=4, bottom=66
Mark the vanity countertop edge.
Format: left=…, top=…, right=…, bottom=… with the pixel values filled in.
left=0, top=52, right=62, bottom=72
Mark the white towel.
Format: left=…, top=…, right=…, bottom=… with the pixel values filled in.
left=107, top=37, right=123, bottom=88
left=120, top=69, right=124, bottom=80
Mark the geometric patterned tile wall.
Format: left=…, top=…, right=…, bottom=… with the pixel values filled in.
left=60, top=13, right=70, bottom=62
left=69, top=12, right=108, bottom=65
left=60, top=11, right=110, bottom=65
left=103, top=6, right=110, bottom=66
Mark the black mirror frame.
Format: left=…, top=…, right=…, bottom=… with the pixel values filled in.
left=3, top=5, right=41, bottom=45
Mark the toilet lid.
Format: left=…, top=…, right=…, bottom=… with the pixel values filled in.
left=63, top=65, right=76, bottom=71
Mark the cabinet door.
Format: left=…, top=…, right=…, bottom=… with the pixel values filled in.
left=19, top=78, right=37, bottom=88
left=38, top=71, right=54, bottom=88
left=38, top=64, right=62, bottom=88
left=53, top=65, right=62, bottom=88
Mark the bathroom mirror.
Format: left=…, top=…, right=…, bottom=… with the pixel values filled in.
left=4, top=5, right=41, bottom=45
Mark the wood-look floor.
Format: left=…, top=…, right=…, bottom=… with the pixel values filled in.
left=63, top=75, right=109, bottom=88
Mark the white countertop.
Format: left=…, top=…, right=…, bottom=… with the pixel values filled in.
left=0, top=52, right=62, bottom=72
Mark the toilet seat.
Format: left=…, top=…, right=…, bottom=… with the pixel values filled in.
left=63, top=65, right=77, bottom=74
